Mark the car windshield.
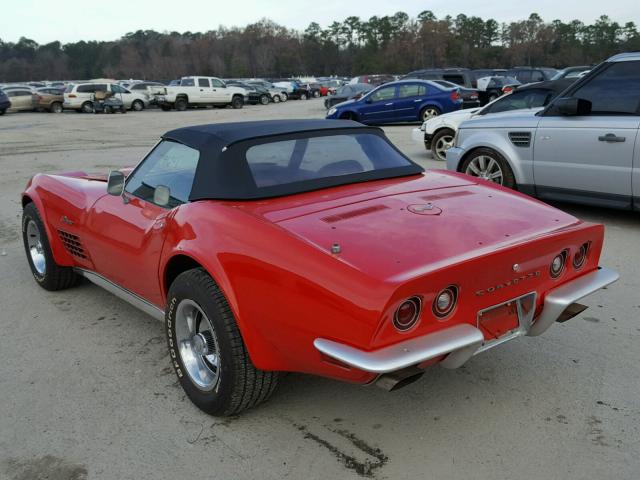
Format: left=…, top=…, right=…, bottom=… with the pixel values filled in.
left=245, top=133, right=415, bottom=188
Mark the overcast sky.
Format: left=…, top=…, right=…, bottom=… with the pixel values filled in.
left=2, top=0, right=639, bottom=44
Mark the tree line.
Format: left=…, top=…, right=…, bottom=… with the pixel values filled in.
left=1, top=12, right=639, bottom=82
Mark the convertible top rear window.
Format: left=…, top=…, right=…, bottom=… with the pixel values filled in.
left=245, top=134, right=413, bottom=188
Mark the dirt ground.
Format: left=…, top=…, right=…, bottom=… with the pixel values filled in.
left=0, top=99, right=638, bottom=480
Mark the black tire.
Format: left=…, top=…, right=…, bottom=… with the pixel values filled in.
left=50, top=102, right=63, bottom=114
left=160, top=105, right=171, bottom=111
left=231, top=95, right=244, bottom=109
left=299, top=93, right=307, bottom=100
left=175, top=97, right=188, bottom=111
left=282, top=92, right=288, bottom=101
left=0, top=109, right=5, bottom=115
left=460, top=147, right=516, bottom=189
left=272, top=95, right=280, bottom=103
left=166, top=268, right=279, bottom=416
left=81, top=101, right=94, bottom=113
left=104, top=105, right=113, bottom=114
left=22, top=203, right=78, bottom=291
left=259, top=94, right=269, bottom=106
left=420, top=105, right=441, bottom=121
left=313, top=90, right=320, bottom=98
left=131, top=100, right=144, bottom=111
left=430, top=128, right=456, bottom=161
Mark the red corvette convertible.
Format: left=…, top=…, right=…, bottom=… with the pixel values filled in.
left=21, top=120, right=618, bottom=416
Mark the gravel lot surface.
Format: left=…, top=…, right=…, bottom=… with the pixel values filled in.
left=0, top=100, right=638, bottom=480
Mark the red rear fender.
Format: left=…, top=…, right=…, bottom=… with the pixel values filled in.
left=159, top=202, right=388, bottom=382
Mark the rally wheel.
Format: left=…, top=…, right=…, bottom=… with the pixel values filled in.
left=166, top=268, right=279, bottom=416
left=22, top=203, right=77, bottom=291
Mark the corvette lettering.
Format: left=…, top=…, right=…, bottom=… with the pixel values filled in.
left=475, top=270, right=541, bottom=296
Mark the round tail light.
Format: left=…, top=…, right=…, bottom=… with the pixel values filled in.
left=550, top=251, right=568, bottom=278
left=393, top=297, right=422, bottom=331
left=573, top=242, right=589, bottom=269
left=432, top=286, right=458, bottom=318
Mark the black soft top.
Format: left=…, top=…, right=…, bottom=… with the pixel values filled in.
left=160, top=120, right=423, bottom=201
left=163, top=119, right=369, bottom=149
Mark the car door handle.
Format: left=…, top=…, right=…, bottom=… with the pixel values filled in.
left=414, top=99, right=422, bottom=102
left=598, top=133, right=626, bottom=143
left=385, top=102, right=393, bottom=106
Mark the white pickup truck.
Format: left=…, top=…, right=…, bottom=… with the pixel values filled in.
left=156, top=76, right=248, bottom=111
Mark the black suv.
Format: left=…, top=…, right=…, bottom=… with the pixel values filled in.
left=402, top=68, right=475, bottom=88
left=506, top=67, right=558, bottom=84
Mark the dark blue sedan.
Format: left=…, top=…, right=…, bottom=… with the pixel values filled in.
left=325, top=80, right=463, bottom=124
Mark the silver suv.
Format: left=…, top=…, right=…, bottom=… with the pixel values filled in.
left=446, top=52, right=640, bottom=210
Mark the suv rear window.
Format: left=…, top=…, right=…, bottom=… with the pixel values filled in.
left=443, top=74, right=465, bottom=85
left=245, top=133, right=412, bottom=188
left=77, top=84, right=95, bottom=93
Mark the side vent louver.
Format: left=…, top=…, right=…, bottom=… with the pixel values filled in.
left=508, top=132, right=531, bottom=147
left=58, top=230, right=87, bottom=259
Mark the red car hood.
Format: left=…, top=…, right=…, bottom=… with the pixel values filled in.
left=233, top=171, right=580, bottom=281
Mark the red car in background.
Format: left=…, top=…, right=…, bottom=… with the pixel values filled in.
left=22, top=120, right=618, bottom=416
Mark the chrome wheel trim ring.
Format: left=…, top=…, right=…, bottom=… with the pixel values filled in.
left=465, top=155, right=504, bottom=184
left=434, top=135, right=454, bottom=161
left=26, top=220, right=46, bottom=276
left=175, top=299, right=221, bottom=391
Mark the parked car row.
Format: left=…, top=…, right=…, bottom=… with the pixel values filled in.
left=444, top=53, right=640, bottom=211
left=1, top=74, right=336, bottom=114
left=0, top=85, right=66, bottom=114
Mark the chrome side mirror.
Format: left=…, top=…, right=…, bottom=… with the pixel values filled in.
left=107, top=170, right=125, bottom=196
left=153, top=185, right=170, bottom=206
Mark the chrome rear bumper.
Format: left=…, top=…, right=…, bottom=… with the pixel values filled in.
left=526, top=266, right=618, bottom=336
left=314, top=267, right=619, bottom=373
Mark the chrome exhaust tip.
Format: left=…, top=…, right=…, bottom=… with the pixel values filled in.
left=556, top=302, right=588, bottom=323
left=375, top=367, right=424, bottom=392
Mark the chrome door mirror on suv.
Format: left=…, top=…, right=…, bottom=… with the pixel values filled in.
left=555, top=97, right=592, bottom=116
left=107, top=170, right=125, bottom=196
